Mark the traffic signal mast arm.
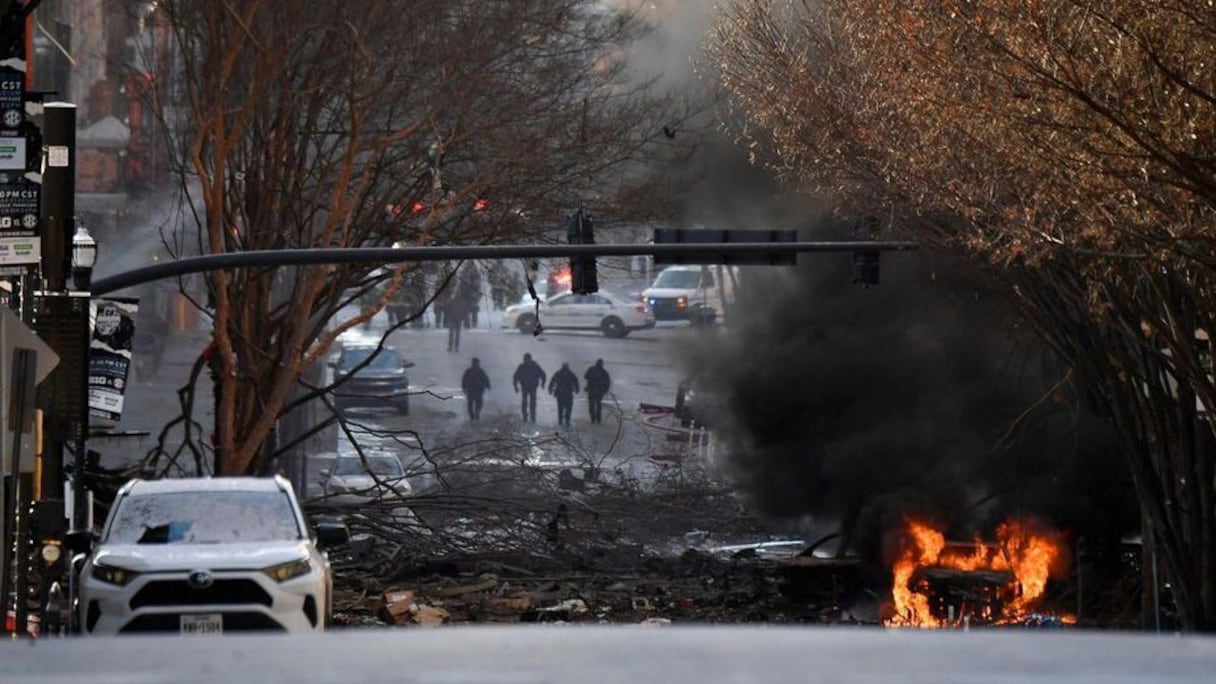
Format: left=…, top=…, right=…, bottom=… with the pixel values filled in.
left=90, top=241, right=919, bottom=296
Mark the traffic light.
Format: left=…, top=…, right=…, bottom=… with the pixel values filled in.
left=1, top=0, right=27, bottom=60
left=852, top=250, right=880, bottom=286
left=566, top=209, right=597, bottom=294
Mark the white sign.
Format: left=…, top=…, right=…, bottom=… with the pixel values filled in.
left=0, top=234, right=39, bottom=265
left=88, top=298, right=139, bottom=421
left=47, top=145, right=69, bottom=167
left=0, top=306, right=60, bottom=474
left=0, top=136, right=25, bottom=170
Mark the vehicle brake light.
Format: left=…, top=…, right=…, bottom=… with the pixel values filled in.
left=635, top=305, right=648, bottom=314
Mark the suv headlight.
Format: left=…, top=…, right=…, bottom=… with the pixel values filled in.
left=262, top=558, right=312, bottom=583
left=92, top=562, right=139, bottom=586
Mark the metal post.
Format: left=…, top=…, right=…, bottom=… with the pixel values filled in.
left=70, top=336, right=87, bottom=534
left=37, top=103, right=75, bottom=503
left=4, top=348, right=36, bottom=637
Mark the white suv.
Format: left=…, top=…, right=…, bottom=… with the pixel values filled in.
left=641, top=265, right=735, bottom=323
left=77, top=476, right=337, bottom=635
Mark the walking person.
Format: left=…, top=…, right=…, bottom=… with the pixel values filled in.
left=460, top=268, right=483, bottom=328
left=583, top=359, right=611, bottom=424
left=461, top=358, right=491, bottom=420
left=548, top=362, right=580, bottom=427
left=512, top=353, right=547, bottom=422
left=445, top=293, right=469, bottom=352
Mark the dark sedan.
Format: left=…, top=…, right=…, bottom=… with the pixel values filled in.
left=329, top=344, right=413, bottom=414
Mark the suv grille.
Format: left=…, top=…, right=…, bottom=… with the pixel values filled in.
left=129, top=578, right=273, bottom=611
left=119, top=612, right=285, bottom=633
left=648, top=297, right=687, bottom=319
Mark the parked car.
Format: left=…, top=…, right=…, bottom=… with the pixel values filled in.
left=76, top=476, right=344, bottom=635
left=329, top=343, right=413, bottom=414
left=501, top=291, right=655, bottom=338
left=319, top=454, right=413, bottom=505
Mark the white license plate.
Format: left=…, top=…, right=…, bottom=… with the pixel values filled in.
left=180, top=613, right=223, bottom=635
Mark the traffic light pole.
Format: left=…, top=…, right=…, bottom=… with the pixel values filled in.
left=36, top=102, right=76, bottom=503
left=90, top=241, right=920, bottom=296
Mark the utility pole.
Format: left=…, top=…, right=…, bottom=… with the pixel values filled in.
left=27, top=103, right=83, bottom=636
left=1, top=0, right=46, bottom=638
left=35, top=102, right=76, bottom=502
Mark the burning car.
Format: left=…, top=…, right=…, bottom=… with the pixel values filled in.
left=885, top=517, right=1073, bottom=628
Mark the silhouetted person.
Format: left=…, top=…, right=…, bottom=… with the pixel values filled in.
left=505, top=270, right=523, bottom=304
left=445, top=294, right=469, bottom=352
left=548, top=362, right=580, bottom=427
left=461, top=357, right=491, bottom=420
left=513, top=353, right=547, bottom=422
left=459, top=268, right=482, bottom=328
left=583, top=359, right=611, bottom=424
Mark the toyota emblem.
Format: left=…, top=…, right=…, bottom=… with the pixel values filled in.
left=187, top=570, right=214, bottom=590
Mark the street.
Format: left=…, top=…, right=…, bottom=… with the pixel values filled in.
left=307, top=302, right=717, bottom=500
left=4, top=627, right=1215, bottom=684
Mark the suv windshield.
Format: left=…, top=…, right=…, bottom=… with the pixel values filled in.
left=653, top=270, right=703, bottom=289
left=332, top=457, right=403, bottom=477
left=341, top=347, right=403, bottom=370
left=106, top=490, right=302, bottom=544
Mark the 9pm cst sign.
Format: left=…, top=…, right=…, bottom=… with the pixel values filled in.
left=0, top=176, right=40, bottom=275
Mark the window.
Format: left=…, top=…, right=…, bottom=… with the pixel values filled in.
left=106, top=491, right=302, bottom=544
left=654, top=270, right=702, bottom=289
left=332, top=457, right=404, bottom=477
left=341, top=347, right=404, bottom=370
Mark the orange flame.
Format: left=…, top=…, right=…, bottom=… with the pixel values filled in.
left=886, top=516, right=1070, bottom=628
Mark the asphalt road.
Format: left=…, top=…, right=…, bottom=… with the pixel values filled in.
left=302, top=307, right=715, bottom=499
left=4, top=627, right=1215, bottom=684
left=91, top=285, right=710, bottom=486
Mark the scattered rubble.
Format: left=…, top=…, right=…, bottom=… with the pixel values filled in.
left=334, top=545, right=876, bottom=628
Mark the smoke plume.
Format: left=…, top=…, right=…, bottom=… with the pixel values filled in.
left=684, top=223, right=1132, bottom=556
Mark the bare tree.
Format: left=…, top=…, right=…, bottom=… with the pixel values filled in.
left=711, top=0, right=1216, bottom=629
left=148, top=0, right=682, bottom=476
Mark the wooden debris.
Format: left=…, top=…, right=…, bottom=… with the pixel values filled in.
left=411, top=604, right=450, bottom=626
left=381, top=589, right=416, bottom=622
left=437, top=576, right=499, bottom=598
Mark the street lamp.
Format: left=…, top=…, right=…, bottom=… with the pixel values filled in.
left=71, top=225, right=97, bottom=292
left=66, top=224, right=99, bottom=634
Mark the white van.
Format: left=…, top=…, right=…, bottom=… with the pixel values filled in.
left=640, top=265, right=736, bottom=323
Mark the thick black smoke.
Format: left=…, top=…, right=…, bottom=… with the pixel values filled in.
left=619, top=1, right=1134, bottom=554
left=684, top=224, right=1133, bottom=557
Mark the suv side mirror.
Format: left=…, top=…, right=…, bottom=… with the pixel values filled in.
left=403, top=361, right=415, bottom=369
left=314, top=521, right=351, bottom=550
